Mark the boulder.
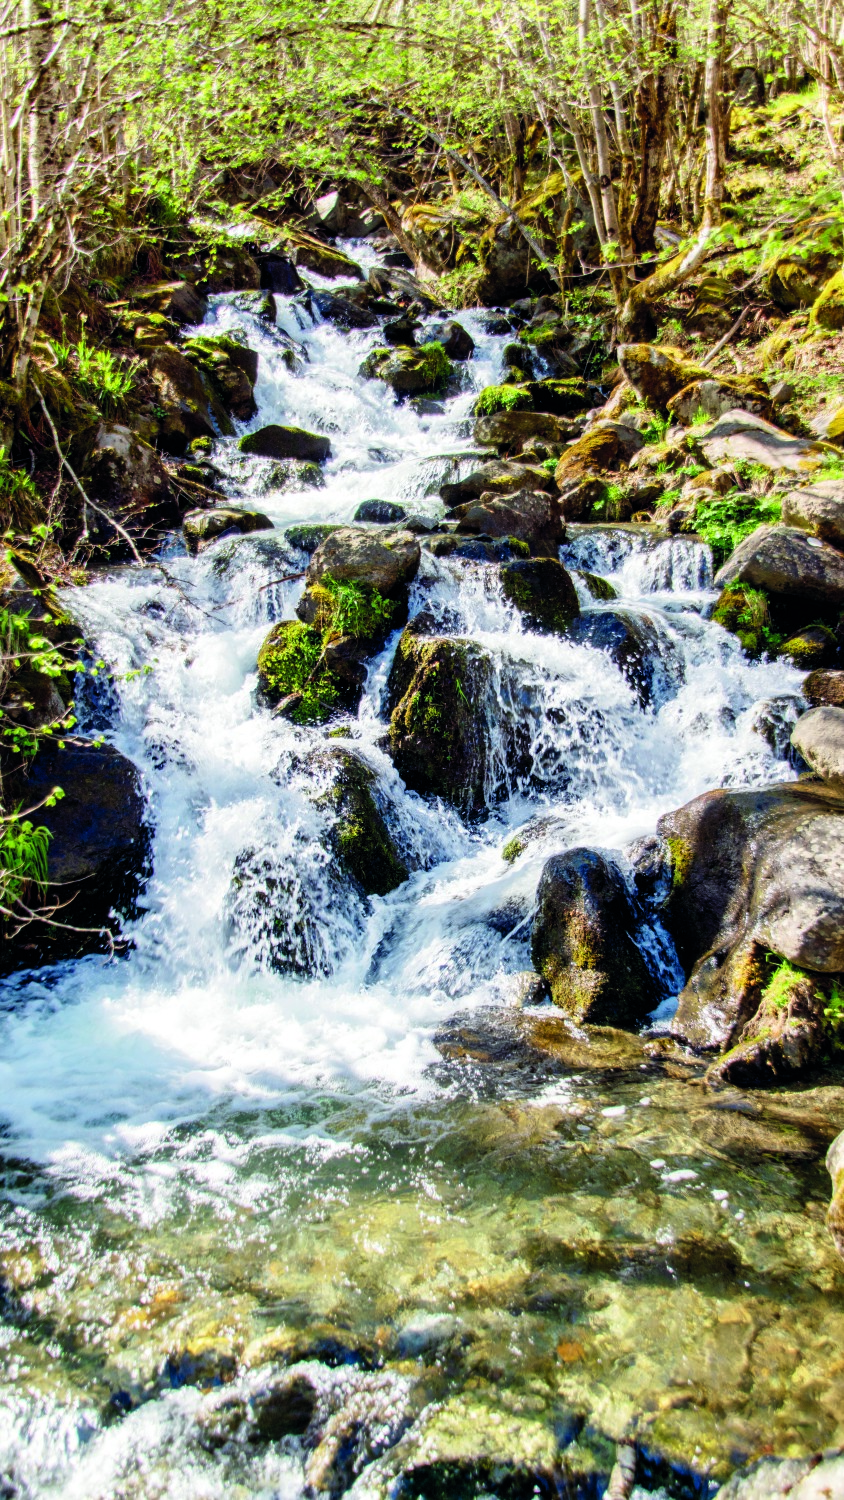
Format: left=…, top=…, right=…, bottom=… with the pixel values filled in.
left=281, top=227, right=363, bottom=281
left=667, top=374, right=771, bottom=425
left=810, top=267, right=844, bottom=330
left=705, top=965, right=831, bottom=1088
left=440, top=460, right=554, bottom=508
left=359, top=343, right=452, bottom=398
left=718, top=1453, right=844, bottom=1500
left=804, top=668, right=844, bottom=707
left=779, top=624, right=838, bottom=668
left=306, top=527, right=420, bottom=597
left=367, top=265, right=439, bottom=311
left=554, top=421, right=644, bottom=485
left=714, top=524, right=844, bottom=611
left=129, top=279, right=208, bottom=325
left=3, top=739, right=149, bottom=968
left=428, top=319, right=475, bottom=360
left=530, top=849, right=654, bottom=1025
left=699, top=409, right=833, bottom=474
left=313, top=748, right=407, bottom=897
left=791, top=706, right=844, bottom=787
left=310, top=288, right=378, bottom=330
left=617, top=343, right=709, bottom=408
left=285, top=522, right=341, bottom=555
left=781, top=481, right=844, bottom=549
left=182, top=332, right=258, bottom=422
left=424, top=533, right=529, bottom=564
left=84, top=424, right=180, bottom=553
left=476, top=408, right=575, bottom=447
left=256, top=620, right=357, bottom=723
left=259, top=255, right=304, bottom=295
left=829, top=1130, right=844, bottom=1262
left=387, top=626, right=493, bottom=816
left=556, top=474, right=615, bottom=523
left=353, top=500, right=407, bottom=525
left=312, top=188, right=347, bottom=234
left=183, top=507, right=272, bottom=553
left=569, top=608, right=679, bottom=707
left=382, top=316, right=417, bottom=347
left=656, top=781, right=844, bottom=1049
left=500, top=558, right=580, bottom=635
left=146, top=344, right=218, bottom=453
left=239, top=425, right=331, bottom=463
left=522, top=378, right=595, bottom=416
left=451, top=488, right=564, bottom=556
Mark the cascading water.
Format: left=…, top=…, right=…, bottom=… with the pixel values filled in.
left=2, top=255, right=839, bottom=1499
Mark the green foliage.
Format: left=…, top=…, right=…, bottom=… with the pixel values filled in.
left=258, top=620, right=338, bottom=723
left=432, top=262, right=483, bottom=308
left=417, top=341, right=451, bottom=392
left=762, top=958, right=805, bottom=1010
left=0, top=447, right=39, bottom=530
left=75, top=335, right=139, bottom=415
left=818, top=454, right=844, bottom=481
left=641, top=411, right=672, bottom=445
left=825, top=981, right=844, bottom=1034
left=318, top=575, right=397, bottom=640
left=48, top=337, right=73, bottom=371
left=476, top=384, right=533, bottom=416
left=0, top=812, right=52, bottom=911
left=712, top=584, right=782, bottom=657
left=694, top=491, right=782, bottom=565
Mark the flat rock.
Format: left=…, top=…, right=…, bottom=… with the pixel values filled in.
left=441, top=459, right=553, bottom=507
left=714, top=524, right=844, bottom=609
left=667, top=375, right=771, bottom=425
left=474, top=408, right=574, bottom=450
left=451, top=488, right=564, bottom=557
left=700, top=409, right=833, bottom=474
left=781, top=480, right=844, bottom=549
left=791, top=705, right=844, bottom=787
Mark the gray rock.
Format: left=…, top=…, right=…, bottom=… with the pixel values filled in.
left=791, top=706, right=844, bottom=788
left=667, top=376, right=771, bottom=425
left=804, top=668, right=844, bottom=708
left=239, top=425, right=331, bottom=463
left=313, top=189, right=347, bottom=234
left=714, top=524, right=844, bottom=610
left=451, top=487, right=564, bottom=557
left=307, top=527, right=421, bottom=596
left=429, top=319, right=475, bottom=360
left=353, top=499, right=407, bottom=525
left=474, top=408, right=577, bottom=451
left=531, top=848, right=654, bottom=1026
left=700, top=409, right=833, bottom=473
left=500, top=557, right=580, bottom=635
left=829, top=1130, right=844, bottom=1262
left=781, top=480, right=844, bottom=550
left=441, top=459, right=553, bottom=507
left=183, top=507, right=273, bottom=553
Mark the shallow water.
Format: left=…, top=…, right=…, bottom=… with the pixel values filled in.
left=1, top=251, right=841, bottom=1498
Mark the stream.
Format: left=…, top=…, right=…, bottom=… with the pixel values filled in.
left=1, top=247, right=843, bottom=1498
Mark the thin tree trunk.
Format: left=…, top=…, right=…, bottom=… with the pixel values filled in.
left=703, top=0, right=728, bottom=229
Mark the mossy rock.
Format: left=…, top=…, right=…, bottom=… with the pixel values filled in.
left=313, top=748, right=407, bottom=897
left=779, top=624, right=839, bottom=668
left=359, top=342, right=452, bottom=398
left=387, top=626, right=493, bottom=817
left=577, top=571, right=617, bottom=601
left=500, top=557, right=580, bottom=635
left=183, top=331, right=258, bottom=384
left=811, top=269, right=844, bottom=331
left=711, top=585, right=772, bottom=658
left=475, top=384, right=534, bottom=418
left=522, top=377, right=592, bottom=415
left=617, top=344, right=710, bottom=410
left=256, top=620, right=343, bottom=724
left=286, top=523, right=341, bottom=555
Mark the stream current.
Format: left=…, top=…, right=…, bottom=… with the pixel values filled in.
left=1, top=248, right=843, bottom=1498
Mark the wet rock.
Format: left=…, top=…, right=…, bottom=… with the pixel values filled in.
left=531, top=849, right=654, bottom=1026
left=231, top=287, right=277, bottom=322
left=554, top=421, right=644, bottom=485
left=792, top=706, right=844, bottom=787
left=718, top=1452, right=844, bottom=1500
left=433, top=320, right=474, bottom=361
left=617, top=343, right=709, bottom=408
left=500, top=557, right=580, bottom=635
left=312, top=747, right=407, bottom=897
left=146, top=344, right=218, bottom=453
left=441, top=459, right=554, bottom=507
left=311, top=288, right=378, bottom=330
left=259, top=253, right=304, bottom=294
left=256, top=458, right=325, bottom=495
left=577, top=570, right=618, bottom=601
left=3, top=740, right=149, bottom=968
left=382, top=316, right=417, bottom=346
left=829, top=1131, right=844, bottom=1262
left=667, top=375, right=771, bottom=425
left=256, top=620, right=351, bottom=723
left=424, top=533, right=529, bottom=563
left=306, top=527, right=420, bottom=597
left=239, top=424, right=331, bottom=463
left=715, top=525, right=844, bottom=612
left=367, top=264, right=439, bottom=311
left=705, top=968, right=830, bottom=1088
left=657, top=781, right=844, bottom=1050
left=359, top=343, right=452, bottom=398
left=451, top=488, right=564, bottom=557
left=557, top=473, right=617, bottom=523
left=282, top=227, right=364, bottom=280
left=306, top=1372, right=419, bottom=1498
left=183, top=506, right=272, bottom=553
left=779, top=624, right=838, bottom=668
left=781, top=480, right=844, bottom=549
left=286, top=522, right=341, bottom=554
left=387, top=626, right=493, bottom=816
left=569, top=608, right=678, bottom=707
left=522, top=378, right=595, bottom=416
left=804, top=668, right=844, bottom=707
left=700, top=410, right=833, bottom=474
left=182, top=331, right=258, bottom=421
left=83, top=423, right=180, bottom=554
left=474, top=408, right=575, bottom=451
left=353, top=499, right=407, bottom=525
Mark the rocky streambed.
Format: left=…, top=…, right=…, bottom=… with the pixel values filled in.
left=1, top=245, right=843, bottom=1499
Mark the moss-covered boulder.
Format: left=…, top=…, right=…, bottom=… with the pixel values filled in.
left=684, top=274, right=736, bottom=333
left=531, top=848, right=654, bottom=1025
left=387, top=625, right=493, bottom=816
left=305, top=527, right=421, bottom=597
left=280, top=226, right=364, bottom=281
left=256, top=620, right=343, bottom=723
left=811, top=268, right=844, bottom=330
left=667, top=374, right=771, bottom=425
left=554, top=421, right=643, bottom=485
left=711, top=584, right=772, bottom=657
left=500, top=557, right=580, bottom=634
left=359, top=342, right=452, bottom=398
left=704, top=962, right=833, bottom=1086
left=577, top=570, right=618, bottom=601
left=474, top=384, right=534, bottom=418
left=286, top=523, right=341, bottom=554
left=182, top=332, right=258, bottom=422
left=522, top=377, right=594, bottom=415
left=313, top=748, right=407, bottom=897
left=762, top=220, right=842, bottom=312
left=184, top=506, right=273, bottom=554
left=239, top=425, right=331, bottom=462
left=780, top=624, right=838, bottom=669
left=451, top=488, right=564, bottom=557
left=441, top=459, right=555, bottom=506
left=617, top=343, right=710, bottom=410
left=146, top=343, right=220, bottom=453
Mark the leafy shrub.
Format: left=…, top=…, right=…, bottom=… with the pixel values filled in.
left=694, top=491, right=782, bottom=565
left=0, top=813, right=51, bottom=911
left=0, top=448, right=40, bottom=531
left=475, top=383, right=533, bottom=416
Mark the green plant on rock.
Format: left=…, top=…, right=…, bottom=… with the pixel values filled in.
left=75, top=336, right=139, bottom=416
left=0, top=811, right=52, bottom=915
left=417, top=341, right=451, bottom=392
left=318, top=576, right=396, bottom=641
left=257, top=621, right=338, bottom=724
left=0, top=449, right=40, bottom=532
left=476, top=384, right=533, bottom=416
left=695, top=491, right=782, bottom=566
left=824, top=981, right=844, bottom=1034
left=762, top=957, right=806, bottom=1010
left=712, top=584, right=782, bottom=657
left=642, top=411, right=671, bottom=445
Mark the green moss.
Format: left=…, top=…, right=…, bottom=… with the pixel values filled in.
left=505, top=536, right=530, bottom=558
left=475, top=384, right=534, bottom=417
left=762, top=957, right=807, bottom=1011
left=666, top=835, right=692, bottom=890
left=417, top=340, right=451, bottom=391
left=518, top=321, right=568, bottom=350
left=712, top=584, right=781, bottom=657
left=579, top=571, right=617, bottom=601
left=502, top=835, right=524, bottom=863
left=257, top=621, right=338, bottom=723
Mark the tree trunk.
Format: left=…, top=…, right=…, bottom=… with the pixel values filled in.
left=702, top=0, right=728, bottom=230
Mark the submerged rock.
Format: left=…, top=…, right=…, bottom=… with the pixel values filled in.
left=531, top=849, right=654, bottom=1026
left=3, top=740, right=149, bottom=969
left=500, top=557, right=580, bottom=634
left=239, top=424, right=331, bottom=463
left=718, top=1452, right=844, bottom=1500
left=791, top=706, right=844, bottom=787
left=569, top=608, right=679, bottom=707
left=387, top=626, right=493, bottom=816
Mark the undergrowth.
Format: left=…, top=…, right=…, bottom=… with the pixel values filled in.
left=694, top=491, right=782, bottom=565
left=476, top=384, right=533, bottom=416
